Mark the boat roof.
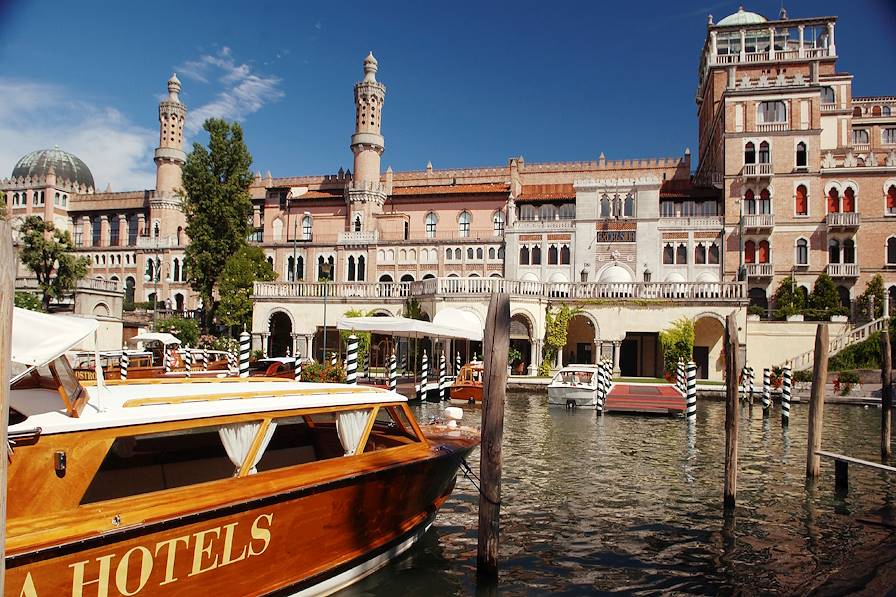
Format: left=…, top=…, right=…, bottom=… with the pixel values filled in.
left=10, top=379, right=403, bottom=436
left=556, top=364, right=601, bottom=371
left=130, top=332, right=181, bottom=345
left=12, top=308, right=97, bottom=369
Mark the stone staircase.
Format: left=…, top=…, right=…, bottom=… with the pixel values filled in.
left=782, top=317, right=890, bottom=371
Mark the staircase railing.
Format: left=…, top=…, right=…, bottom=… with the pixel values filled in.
left=782, top=317, right=890, bottom=371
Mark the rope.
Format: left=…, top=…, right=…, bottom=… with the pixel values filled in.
left=438, top=445, right=501, bottom=506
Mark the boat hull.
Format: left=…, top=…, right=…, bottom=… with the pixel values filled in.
left=449, top=384, right=482, bottom=404
left=5, top=441, right=474, bottom=597
left=547, top=386, right=598, bottom=408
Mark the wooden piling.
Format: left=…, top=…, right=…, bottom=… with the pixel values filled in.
left=477, top=292, right=510, bottom=583
left=806, top=323, right=829, bottom=480
left=882, top=328, right=892, bottom=460
left=723, top=312, right=740, bottom=509
left=1, top=219, right=15, bottom=594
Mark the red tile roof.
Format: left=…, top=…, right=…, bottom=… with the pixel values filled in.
left=516, top=184, right=575, bottom=201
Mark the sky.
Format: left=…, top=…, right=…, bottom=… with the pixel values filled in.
left=0, top=0, right=894, bottom=191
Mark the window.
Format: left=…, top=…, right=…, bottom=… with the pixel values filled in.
left=842, top=187, right=856, bottom=213
left=446, top=248, right=453, bottom=260
left=488, top=247, right=495, bottom=259
left=493, top=211, right=505, bottom=235
left=883, top=128, right=896, bottom=145
left=853, top=106, right=863, bottom=117
left=828, top=239, right=840, bottom=264
left=404, top=221, right=409, bottom=240
left=519, top=246, right=530, bottom=265
left=843, top=239, right=855, bottom=263
left=695, top=243, right=706, bottom=264
left=887, top=185, right=896, bottom=216
left=600, top=195, right=611, bottom=218
left=548, top=245, right=558, bottom=265
left=701, top=201, right=718, bottom=216
left=531, top=245, right=541, bottom=265
left=467, top=247, right=474, bottom=259
left=347, top=256, right=356, bottom=281
left=796, top=238, right=808, bottom=266
left=34, top=191, right=45, bottom=206
left=745, top=240, right=756, bottom=264
left=744, top=190, right=756, bottom=215
left=663, top=243, right=674, bottom=265
left=795, top=184, right=808, bottom=216
left=853, top=129, right=869, bottom=144
left=660, top=201, right=675, bottom=217
left=796, top=142, right=807, bottom=168
left=362, top=406, right=422, bottom=453
left=827, top=188, right=840, bottom=214
left=519, top=205, right=536, bottom=221
left=560, top=245, right=570, bottom=265
left=884, top=107, right=892, bottom=117
left=476, top=248, right=483, bottom=260
left=744, top=142, right=756, bottom=165
left=708, top=242, right=720, bottom=265
left=887, top=237, right=896, bottom=265
left=425, top=212, right=437, bottom=238
left=302, top=216, right=312, bottom=240
left=92, top=217, right=102, bottom=246
left=676, top=244, right=687, bottom=264
left=559, top=204, right=576, bottom=219
left=624, top=194, right=634, bottom=218
left=757, top=240, right=770, bottom=264
left=757, top=101, right=787, bottom=124
left=759, top=189, right=771, bottom=214
left=454, top=248, right=461, bottom=260
left=317, top=255, right=334, bottom=280
left=758, top=141, right=770, bottom=164
left=458, top=211, right=471, bottom=238
left=820, top=87, right=835, bottom=104
left=296, top=256, right=304, bottom=280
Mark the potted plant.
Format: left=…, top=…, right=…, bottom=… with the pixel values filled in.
left=508, top=346, right=522, bottom=375
left=836, top=371, right=860, bottom=396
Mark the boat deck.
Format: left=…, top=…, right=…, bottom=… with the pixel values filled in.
left=605, top=383, right=686, bottom=416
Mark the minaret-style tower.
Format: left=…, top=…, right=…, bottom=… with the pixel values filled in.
left=347, top=52, right=387, bottom=231
left=154, top=73, right=187, bottom=198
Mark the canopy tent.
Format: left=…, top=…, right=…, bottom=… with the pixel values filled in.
left=336, top=316, right=482, bottom=341
left=12, top=307, right=98, bottom=368
left=129, top=332, right=181, bottom=346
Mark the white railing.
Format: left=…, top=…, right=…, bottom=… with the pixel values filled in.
left=826, top=263, right=860, bottom=277
left=773, top=50, right=799, bottom=61
left=784, top=317, right=889, bottom=371
left=756, top=122, right=788, bottom=132
left=746, top=263, right=773, bottom=277
left=78, top=278, right=120, bottom=292
left=825, top=212, right=860, bottom=227
left=744, top=52, right=766, bottom=63
left=742, top=213, right=775, bottom=229
left=742, top=163, right=773, bottom=177
left=136, top=235, right=177, bottom=249
left=804, top=47, right=831, bottom=59
left=852, top=143, right=870, bottom=153
left=253, top=278, right=746, bottom=302
left=512, top=220, right=576, bottom=230
left=658, top=216, right=724, bottom=229
left=337, top=231, right=379, bottom=245
left=820, top=103, right=838, bottom=113
left=710, top=46, right=832, bottom=67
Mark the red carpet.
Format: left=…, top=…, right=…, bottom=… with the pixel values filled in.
left=605, top=383, right=686, bottom=415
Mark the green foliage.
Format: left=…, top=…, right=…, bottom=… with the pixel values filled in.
left=250, top=349, right=265, bottom=361
left=156, top=316, right=200, bottom=347
left=300, top=361, right=346, bottom=383
left=181, top=118, right=254, bottom=330
left=793, top=369, right=813, bottom=383
left=772, top=277, right=805, bottom=320
left=17, top=215, right=88, bottom=310
left=217, top=245, right=276, bottom=331
left=747, top=305, right=766, bottom=317
left=856, top=274, right=885, bottom=320
left=659, top=317, right=695, bottom=376
left=540, top=304, right=581, bottom=374
left=828, top=330, right=896, bottom=371
left=837, top=371, right=860, bottom=395
left=508, top=346, right=522, bottom=365
left=197, top=334, right=238, bottom=354
left=14, top=291, right=44, bottom=311
left=808, top=273, right=845, bottom=320
left=339, top=308, right=374, bottom=369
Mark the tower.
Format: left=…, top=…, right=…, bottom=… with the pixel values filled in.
left=154, top=73, right=187, bottom=198
left=347, top=52, right=387, bottom=231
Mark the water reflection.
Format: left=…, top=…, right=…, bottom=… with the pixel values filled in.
left=339, top=396, right=896, bottom=595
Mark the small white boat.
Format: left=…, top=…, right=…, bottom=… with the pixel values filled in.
left=547, top=365, right=601, bottom=408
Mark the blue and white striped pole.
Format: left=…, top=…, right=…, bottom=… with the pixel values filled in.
left=686, top=361, right=697, bottom=422
left=781, top=366, right=792, bottom=427
left=120, top=348, right=129, bottom=382
left=440, top=351, right=448, bottom=401
left=239, top=331, right=250, bottom=378
left=346, top=335, right=358, bottom=385
left=389, top=351, right=397, bottom=392
left=762, top=368, right=771, bottom=412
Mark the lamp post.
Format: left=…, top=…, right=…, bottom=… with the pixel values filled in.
left=144, top=243, right=161, bottom=331
left=320, top=261, right=331, bottom=362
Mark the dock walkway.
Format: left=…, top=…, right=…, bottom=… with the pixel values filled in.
left=605, top=383, right=686, bottom=415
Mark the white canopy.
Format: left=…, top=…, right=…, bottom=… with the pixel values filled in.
left=130, top=332, right=181, bottom=346
left=12, top=307, right=98, bottom=368
left=336, top=316, right=483, bottom=341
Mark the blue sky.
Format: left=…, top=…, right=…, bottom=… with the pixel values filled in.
left=1, top=0, right=894, bottom=190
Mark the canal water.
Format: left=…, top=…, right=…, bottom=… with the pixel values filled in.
left=342, top=395, right=896, bottom=595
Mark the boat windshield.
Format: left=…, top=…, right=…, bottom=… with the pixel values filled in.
left=556, top=370, right=594, bottom=385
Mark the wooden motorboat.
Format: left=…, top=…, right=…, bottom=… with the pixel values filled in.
left=547, top=364, right=601, bottom=408
left=450, top=362, right=483, bottom=404
left=6, top=308, right=479, bottom=596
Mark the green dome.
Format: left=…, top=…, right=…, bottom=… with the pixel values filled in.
left=717, top=6, right=767, bottom=26
left=12, top=147, right=95, bottom=189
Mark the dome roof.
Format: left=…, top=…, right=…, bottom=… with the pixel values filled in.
left=12, top=147, right=95, bottom=190
left=598, top=264, right=634, bottom=284
left=717, top=6, right=767, bottom=26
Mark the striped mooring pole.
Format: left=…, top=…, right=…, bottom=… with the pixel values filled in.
left=120, top=348, right=129, bottom=382
left=202, top=348, right=209, bottom=371
left=346, top=335, right=358, bottom=385
left=762, top=368, right=771, bottom=412
left=595, top=360, right=605, bottom=413
left=781, top=366, right=792, bottom=427
left=740, top=366, right=748, bottom=400
left=604, top=360, right=613, bottom=404
left=228, top=351, right=236, bottom=374
left=239, top=331, right=251, bottom=378
left=331, top=353, right=337, bottom=367
left=294, top=355, right=302, bottom=382
left=456, top=352, right=461, bottom=375
left=164, top=350, right=171, bottom=374
left=746, top=366, right=755, bottom=402
left=389, top=351, right=398, bottom=392
left=420, top=350, right=429, bottom=400
left=185, top=349, right=194, bottom=377
left=676, top=359, right=685, bottom=393
left=439, top=351, right=448, bottom=401
left=686, top=361, right=697, bottom=422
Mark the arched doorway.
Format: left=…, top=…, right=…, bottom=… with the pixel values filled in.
left=510, top=313, right=533, bottom=375
left=693, top=316, right=725, bottom=380
left=889, top=286, right=896, bottom=318
left=836, top=286, right=851, bottom=316
left=124, top=276, right=135, bottom=304
left=268, top=311, right=292, bottom=357
left=563, top=314, right=595, bottom=365
left=174, top=293, right=184, bottom=313
left=748, top=287, right=768, bottom=315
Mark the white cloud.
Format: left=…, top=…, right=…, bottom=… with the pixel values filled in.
left=0, top=78, right=156, bottom=191
left=177, top=47, right=284, bottom=135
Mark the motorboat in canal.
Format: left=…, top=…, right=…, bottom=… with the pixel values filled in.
left=450, top=362, right=483, bottom=404
left=547, top=364, right=602, bottom=408
left=6, top=308, right=479, bottom=596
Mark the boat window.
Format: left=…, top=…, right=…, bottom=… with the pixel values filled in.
left=81, top=425, right=236, bottom=504
left=8, top=406, right=26, bottom=427
left=364, top=406, right=421, bottom=453
left=556, top=370, right=593, bottom=385
left=254, top=415, right=344, bottom=472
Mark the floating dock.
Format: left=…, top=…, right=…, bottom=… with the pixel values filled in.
left=605, top=383, right=686, bottom=416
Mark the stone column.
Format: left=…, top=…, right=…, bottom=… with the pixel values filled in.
left=593, top=340, right=601, bottom=365
left=261, top=333, right=271, bottom=356
left=739, top=30, right=746, bottom=62
left=137, top=213, right=146, bottom=237
left=304, top=334, right=314, bottom=360
left=798, top=25, right=804, bottom=57
left=612, top=341, right=621, bottom=376
left=100, top=215, right=110, bottom=247
left=118, top=214, right=129, bottom=247
left=768, top=27, right=775, bottom=60
left=291, top=333, right=300, bottom=357
left=827, top=21, right=835, bottom=55
left=529, top=339, right=542, bottom=376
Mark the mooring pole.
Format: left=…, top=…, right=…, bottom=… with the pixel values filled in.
left=477, top=292, right=509, bottom=584
left=881, top=328, right=892, bottom=460
left=806, top=323, right=829, bottom=480
left=1, top=219, right=15, bottom=595
left=724, top=312, right=740, bottom=509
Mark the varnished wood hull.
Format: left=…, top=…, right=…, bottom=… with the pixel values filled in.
left=449, top=384, right=482, bottom=404
left=4, top=438, right=474, bottom=596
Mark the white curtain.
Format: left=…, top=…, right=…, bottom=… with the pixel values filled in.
left=336, top=410, right=370, bottom=456
left=219, top=421, right=277, bottom=475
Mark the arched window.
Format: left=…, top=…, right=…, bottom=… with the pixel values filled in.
left=758, top=240, right=770, bottom=263
left=887, top=185, right=896, bottom=215
left=520, top=246, right=530, bottom=265
left=539, top=205, right=557, bottom=221
left=400, top=274, right=415, bottom=283
left=695, top=243, right=706, bottom=264
left=347, top=255, right=356, bottom=281
left=454, top=248, right=461, bottom=260
left=531, top=245, right=542, bottom=265
left=872, top=105, right=882, bottom=117
left=887, top=237, right=896, bottom=265
left=796, top=238, right=808, bottom=265
left=519, top=204, right=536, bottom=221
left=853, top=106, right=862, bottom=117
left=467, top=247, right=474, bottom=260
left=458, top=211, right=471, bottom=238
left=488, top=247, right=496, bottom=259
left=296, top=256, right=304, bottom=280
left=560, top=245, right=570, bottom=265
left=559, top=203, right=576, bottom=219
left=757, top=100, right=787, bottom=123
left=796, top=142, right=807, bottom=168
left=676, top=243, right=688, bottom=264
left=745, top=240, right=756, bottom=264
left=827, top=188, right=840, bottom=213
left=548, top=245, right=558, bottom=265
left=820, top=86, right=835, bottom=104
left=317, top=255, right=334, bottom=280
left=744, top=189, right=756, bottom=215
left=624, top=194, right=634, bottom=217
left=600, top=195, right=611, bottom=218
left=853, top=129, right=869, bottom=144
left=476, top=247, right=483, bottom=260
left=357, top=255, right=366, bottom=281
left=828, top=239, right=840, bottom=264
left=795, top=184, right=808, bottom=216
left=842, top=187, right=855, bottom=213
left=302, top=215, right=312, bottom=240
left=446, top=248, right=453, bottom=260
left=759, top=188, right=771, bottom=214
left=422, top=212, right=437, bottom=238
left=404, top=221, right=410, bottom=240
left=843, top=238, right=855, bottom=264
left=758, top=141, right=770, bottom=164
left=884, top=106, right=892, bottom=117
left=663, top=243, right=674, bottom=265
left=708, top=242, right=720, bottom=264
left=287, top=256, right=295, bottom=281
left=744, top=142, right=756, bottom=165
left=493, top=211, right=505, bottom=235
left=173, top=258, right=180, bottom=282
left=498, top=246, right=505, bottom=259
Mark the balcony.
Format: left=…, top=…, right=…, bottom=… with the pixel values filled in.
left=338, top=230, right=378, bottom=245
left=746, top=263, right=773, bottom=278
left=852, top=143, right=870, bottom=153
left=756, top=122, right=788, bottom=133
left=742, top=213, right=774, bottom=231
left=658, top=216, right=723, bottom=230
left=709, top=45, right=835, bottom=68
left=826, top=263, right=859, bottom=278
left=512, top=219, right=575, bottom=231
left=136, top=235, right=177, bottom=249
left=742, top=163, right=773, bottom=178
left=825, top=212, right=860, bottom=228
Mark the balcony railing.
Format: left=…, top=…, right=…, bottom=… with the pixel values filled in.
left=746, top=263, right=773, bottom=278
left=709, top=45, right=834, bottom=67
left=742, top=213, right=774, bottom=229
left=756, top=122, right=788, bottom=133
left=512, top=220, right=576, bottom=230
left=136, top=235, right=177, bottom=249
left=820, top=103, right=838, bottom=113
left=338, top=231, right=378, bottom=245
left=852, top=143, right=870, bottom=152
left=826, top=263, right=859, bottom=277
left=825, top=212, right=860, bottom=228
left=658, top=216, right=723, bottom=229
left=742, top=163, right=773, bottom=177
left=253, top=278, right=746, bottom=302
left=78, top=278, right=120, bottom=292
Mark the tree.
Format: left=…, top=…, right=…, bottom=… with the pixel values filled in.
left=339, top=308, right=373, bottom=370
left=856, top=274, right=885, bottom=320
left=181, top=118, right=254, bottom=331
left=18, top=215, right=88, bottom=310
left=808, top=273, right=844, bottom=320
left=217, top=245, right=276, bottom=333
left=659, top=317, right=695, bottom=377
left=539, top=304, right=581, bottom=376
left=156, top=315, right=200, bottom=347
left=771, top=276, right=805, bottom=320
left=14, top=291, right=43, bottom=312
